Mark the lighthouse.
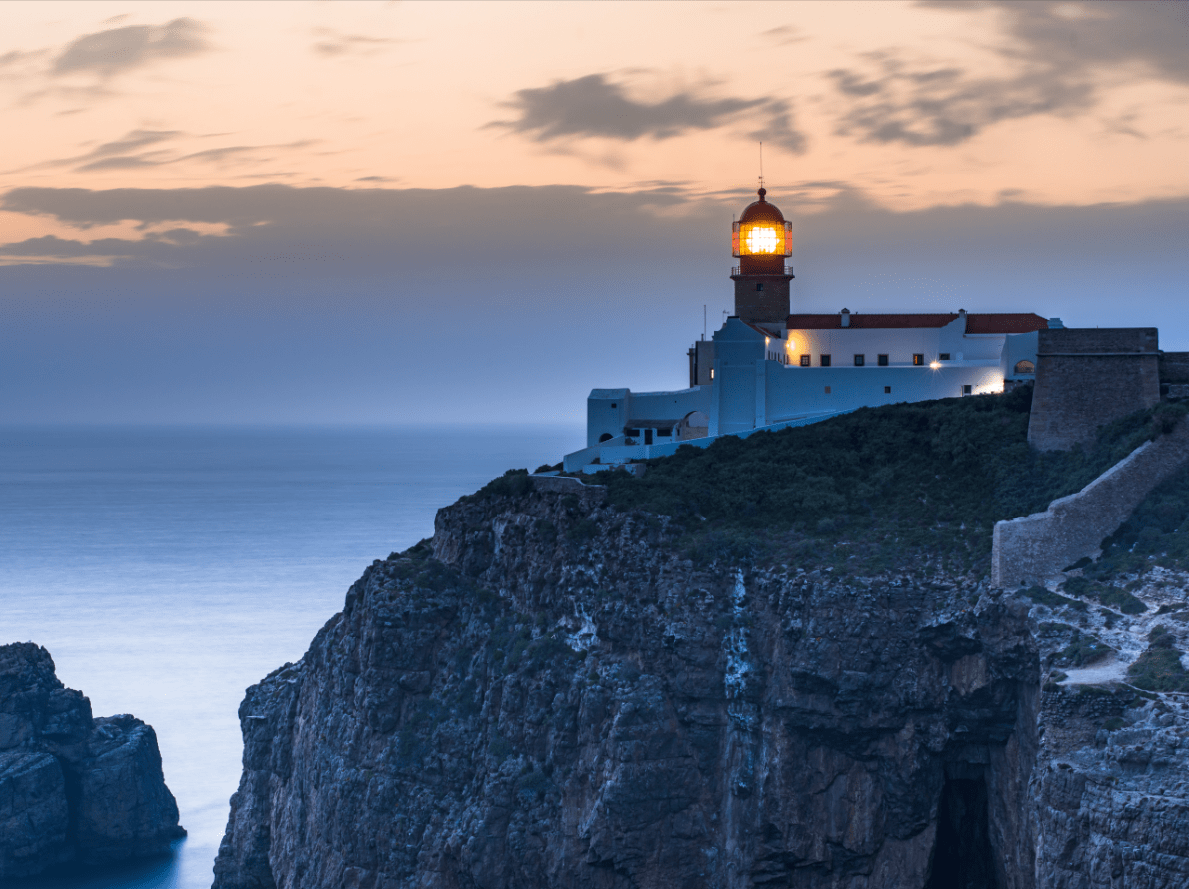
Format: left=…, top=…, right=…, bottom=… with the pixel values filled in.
left=565, top=183, right=1051, bottom=469
left=731, top=187, right=793, bottom=328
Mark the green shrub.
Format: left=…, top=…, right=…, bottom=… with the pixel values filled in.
left=1022, top=585, right=1081, bottom=610
left=566, top=518, right=601, bottom=543
left=534, top=518, right=558, bottom=544
left=1127, top=628, right=1189, bottom=691
left=470, top=468, right=532, bottom=502
left=1053, top=632, right=1114, bottom=668
left=1063, top=576, right=1146, bottom=615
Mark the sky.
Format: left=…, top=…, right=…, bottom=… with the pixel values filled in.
left=2, top=0, right=1188, bottom=426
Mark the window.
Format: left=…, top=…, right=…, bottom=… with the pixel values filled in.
left=854, top=354, right=865, bottom=367
left=824, top=386, right=831, bottom=394
left=599, top=433, right=613, bottom=443
left=820, top=354, right=831, bottom=367
left=963, top=385, right=972, bottom=395
left=710, top=368, right=715, bottom=380
left=877, top=354, right=888, bottom=366
left=610, top=403, right=617, bottom=408
left=884, top=386, right=892, bottom=394
left=756, top=282, right=764, bottom=291
left=939, top=353, right=951, bottom=361
left=913, top=353, right=924, bottom=366
left=625, top=428, right=641, bottom=437
left=800, top=354, right=810, bottom=367
left=657, top=428, right=672, bottom=437
left=1014, top=359, right=1035, bottom=374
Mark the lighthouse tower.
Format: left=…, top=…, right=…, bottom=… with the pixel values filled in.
left=730, top=187, right=793, bottom=328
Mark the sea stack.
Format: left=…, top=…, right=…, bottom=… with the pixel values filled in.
left=0, top=642, right=185, bottom=879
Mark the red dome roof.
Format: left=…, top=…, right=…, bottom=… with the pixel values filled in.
left=738, top=187, right=786, bottom=225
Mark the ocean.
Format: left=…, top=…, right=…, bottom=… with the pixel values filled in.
left=0, top=424, right=584, bottom=889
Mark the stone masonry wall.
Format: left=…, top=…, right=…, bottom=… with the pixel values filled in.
left=1027, top=328, right=1159, bottom=452
left=992, top=418, right=1189, bottom=588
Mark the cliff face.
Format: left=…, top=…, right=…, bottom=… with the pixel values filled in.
left=214, top=482, right=1069, bottom=889
left=0, top=642, right=185, bottom=879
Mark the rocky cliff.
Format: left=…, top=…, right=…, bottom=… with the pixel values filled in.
left=0, top=642, right=185, bottom=879
left=210, top=469, right=1189, bottom=889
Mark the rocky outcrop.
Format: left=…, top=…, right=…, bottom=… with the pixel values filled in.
left=0, top=643, right=185, bottom=879
left=214, top=472, right=1189, bottom=889
left=215, top=484, right=1052, bottom=889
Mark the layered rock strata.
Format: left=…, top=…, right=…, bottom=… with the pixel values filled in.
left=215, top=483, right=1056, bottom=889
left=0, top=643, right=185, bottom=879
left=214, top=477, right=1189, bottom=888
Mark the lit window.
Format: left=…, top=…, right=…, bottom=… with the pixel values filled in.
left=710, top=368, right=715, bottom=380
left=820, top=354, right=831, bottom=367
left=1014, top=359, right=1035, bottom=374
left=854, top=354, right=865, bottom=367
left=877, top=354, right=888, bottom=366
left=913, top=354, right=924, bottom=366
left=800, top=355, right=810, bottom=367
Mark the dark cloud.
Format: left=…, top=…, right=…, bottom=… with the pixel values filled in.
left=762, top=25, right=809, bottom=46
left=827, top=55, right=1092, bottom=146
left=490, top=73, right=806, bottom=152
left=927, top=1, right=1189, bottom=84
left=311, top=32, right=399, bottom=57
left=0, top=49, right=43, bottom=68
left=17, top=129, right=315, bottom=176
left=831, top=1, right=1189, bottom=147
left=52, top=18, right=210, bottom=78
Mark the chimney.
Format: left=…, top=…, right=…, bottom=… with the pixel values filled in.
left=840, top=308, right=850, bottom=328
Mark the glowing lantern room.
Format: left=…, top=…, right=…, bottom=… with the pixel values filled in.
left=732, top=187, right=791, bottom=276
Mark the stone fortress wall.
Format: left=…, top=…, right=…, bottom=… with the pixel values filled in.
left=1027, top=328, right=1159, bottom=452
left=992, top=418, right=1189, bottom=588
left=994, top=328, right=1189, bottom=587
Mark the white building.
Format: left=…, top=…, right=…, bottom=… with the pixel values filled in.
left=563, top=188, right=1054, bottom=473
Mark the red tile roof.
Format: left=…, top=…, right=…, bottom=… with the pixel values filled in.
left=786, top=313, right=1048, bottom=333
left=964, top=313, right=1049, bottom=334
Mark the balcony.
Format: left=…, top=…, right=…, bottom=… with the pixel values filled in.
left=731, top=265, right=791, bottom=277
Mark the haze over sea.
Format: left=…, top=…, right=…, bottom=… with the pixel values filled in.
left=1, top=424, right=582, bottom=889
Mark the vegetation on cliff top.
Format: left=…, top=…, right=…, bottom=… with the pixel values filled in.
left=589, top=389, right=1182, bottom=571
left=472, top=389, right=1186, bottom=574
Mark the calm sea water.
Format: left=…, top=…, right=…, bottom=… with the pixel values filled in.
left=0, top=424, right=583, bottom=889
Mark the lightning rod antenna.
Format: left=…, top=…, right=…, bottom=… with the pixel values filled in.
left=759, top=141, right=764, bottom=190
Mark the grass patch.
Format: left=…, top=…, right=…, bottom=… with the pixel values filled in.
left=1021, top=585, right=1084, bottom=610
left=1127, top=626, right=1189, bottom=692
left=1053, top=630, right=1114, bottom=668
left=1063, top=576, right=1146, bottom=615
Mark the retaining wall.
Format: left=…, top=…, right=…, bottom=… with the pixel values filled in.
left=992, top=418, right=1189, bottom=588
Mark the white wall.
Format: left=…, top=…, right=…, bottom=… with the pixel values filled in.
left=763, top=362, right=1005, bottom=421
left=785, top=318, right=1007, bottom=366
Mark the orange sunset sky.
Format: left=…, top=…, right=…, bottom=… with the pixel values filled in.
left=2, top=1, right=1188, bottom=424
